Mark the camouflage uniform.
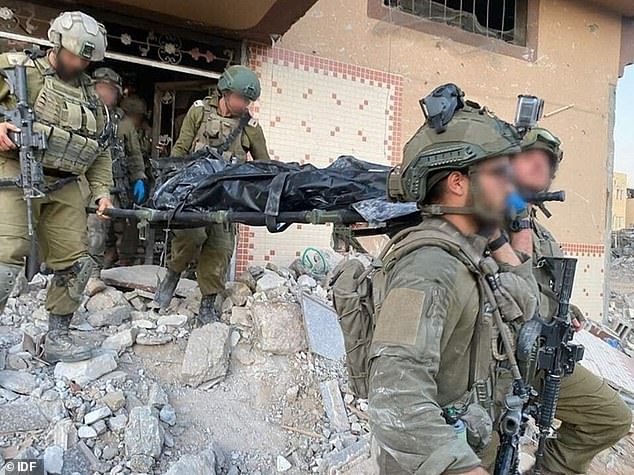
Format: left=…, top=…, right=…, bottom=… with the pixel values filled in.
left=167, top=90, right=269, bottom=297
left=369, top=218, right=538, bottom=474
left=369, top=89, right=538, bottom=474
left=87, top=110, right=146, bottom=268
left=0, top=11, right=111, bottom=363
left=528, top=217, right=631, bottom=474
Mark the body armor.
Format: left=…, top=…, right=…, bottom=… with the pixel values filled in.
left=192, top=98, right=247, bottom=162
left=30, top=56, right=103, bottom=175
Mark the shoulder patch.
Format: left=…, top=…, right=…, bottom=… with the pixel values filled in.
left=192, top=99, right=204, bottom=107
left=248, top=117, right=259, bottom=127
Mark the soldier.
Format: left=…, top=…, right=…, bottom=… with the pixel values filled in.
left=369, top=100, right=539, bottom=474
left=0, top=11, right=113, bottom=363
left=120, top=95, right=153, bottom=175
left=88, top=68, right=147, bottom=269
left=154, top=65, right=270, bottom=322
left=509, top=127, right=631, bottom=475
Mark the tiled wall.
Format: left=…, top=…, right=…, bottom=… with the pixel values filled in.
left=561, top=243, right=605, bottom=321
left=235, top=45, right=403, bottom=274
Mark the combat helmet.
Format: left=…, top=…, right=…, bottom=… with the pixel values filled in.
left=217, top=65, right=261, bottom=101
left=48, top=11, right=107, bottom=62
left=120, top=95, right=147, bottom=116
left=93, top=67, right=122, bottom=94
left=520, top=127, right=563, bottom=175
left=388, top=84, right=521, bottom=207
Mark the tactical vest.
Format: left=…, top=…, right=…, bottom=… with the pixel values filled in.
left=192, top=97, right=247, bottom=162
left=29, top=57, right=102, bottom=175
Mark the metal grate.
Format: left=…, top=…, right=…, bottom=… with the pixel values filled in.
left=384, top=0, right=528, bottom=46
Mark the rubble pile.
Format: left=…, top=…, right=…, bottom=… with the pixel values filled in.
left=0, top=259, right=375, bottom=474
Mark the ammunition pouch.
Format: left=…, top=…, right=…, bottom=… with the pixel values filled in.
left=33, top=122, right=100, bottom=175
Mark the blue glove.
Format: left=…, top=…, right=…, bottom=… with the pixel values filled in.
left=506, top=191, right=529, bottom=221
left=133, top=179, right=146, bottom=204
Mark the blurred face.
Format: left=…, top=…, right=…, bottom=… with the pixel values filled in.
left=472, top=156, right=514, bottom=219
left=95, top=82, right=119, bottom=108
left=223, top=91, right=250, bottom=116
left=52, top=48, right=90, bottom=82
left=512, top=149, right=552, bottom=193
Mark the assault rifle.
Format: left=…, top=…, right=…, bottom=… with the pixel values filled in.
left=0, top=51, right=47, bottom=280
left=107, top=112, right=133, bottom=209
left=532, top=257, right=584, bottom=474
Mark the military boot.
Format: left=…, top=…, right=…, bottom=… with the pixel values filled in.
left=198, top=294, right=219, bottom=325
left=154, top=268, right=181, bottom=310
left=44, top=314, right=93, bottom=363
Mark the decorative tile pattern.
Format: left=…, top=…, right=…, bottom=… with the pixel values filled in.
left=234, top=45, right=403, bottom=274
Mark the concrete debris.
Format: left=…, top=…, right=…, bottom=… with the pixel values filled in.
left=252, top=301, right=307, bottom=354
left=87, top=305, right=131, bottom=328
left=181, top=322, right=232, bottom=387
left=148, top=382, right=169, bottom=408
left=108, top=414, right=128, bottom=432
left=124, top=406, right=163, bottom=462
left=101, top=264, right=197, bottom=297
left=319, top=436, right=373, bottom=474
left=21, top=323, right=46, bottom=356
left=0, top=369, right=37, bottom=394
left=136, top=332, right=173, bottom=345
left=101, top=390, right=126, bottom=411
left=54, top=353, right=118, bottom=386
left=77, top=425, right=98, bottom=439
left=159, top=403, right=177, bottom=426
left=224, top=281, right=253, bottom=307
left=0, top=400, right=49, bottom=432
left=84, top=406, right=112, bottom=425
left=230, top=306, right=252, bottom=327
left=49, top=418, right=78, bottom=450
left=164, top=445, right=218, bottom=475
left=43, top=445, right=64, bottom=475
left=277, top=454, right=292, bottom=472
left=101, top=328, right=138, bottom=352
left=85, top=287, right=130, bottom=313
left=301, top=292, right=346, bottom=361
left=255, top=270, right=287, bottom=292
left=84, top=277, right=107, bottom=297
left=156, top=314, right=188, bottom=327
left=320, top=379, right=350, bottom=433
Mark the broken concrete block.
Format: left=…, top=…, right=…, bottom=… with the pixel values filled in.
left=84, top=406, right=112, bottom=425
left=255, top=270, right=287, bottom=292
left=136, top=333, right=172, bottom=345
left=224, top=281, right=252, bottom=306
left=157, top=314, right=188, bottom=328
left=54, top=353, right=118, bottom=386
left=108, top=414, right=128, bottom=432
left=236, top=270, right=257, bottom=292
left=85, top=287, right=130, bottom=313
left=252, top=301, right=307, bottom=354
left=164, top=445, right=218, bottom=475
left=87, top=305, right=131, bottom=328
left=0, top=369, right=37, bottom=394
left=181, top=323, right=231, bottom=387
left=62, top=441, right=103, bottom=474
left=77, top=425, right=97, bottom=439
left=49, top=418, right=78, bottom=450
left=101, top=265, right=197, bottom=297
left=301, top=292, right=346, bottom=361
left=43, top=445, right=64, bottom=475
left=297, top=274, right=317, bottom=289
left=124, top=406, right=163, bottom=461
left=320, top=379, right=349, bottom=433
left=101, top=328, right=138, bottom=352
left=101, top=390, right=126, bottom=412
left=277, top=455, right=292, bottom=472
left=148, top=382, right=169, bottom=408
left=0, top=400, right=49, bottom=432
left=159, top=404, right=176, bottom=426
left=230, top=306, right=252, bottom=327
left=319, top=436, right=372, bottom=474
left=0, top=348, right=5, bottom=370
left=84, top=277, right=107, bottom=297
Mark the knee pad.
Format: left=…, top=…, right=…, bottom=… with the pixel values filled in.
left=51, top=256, right=94, bottom=303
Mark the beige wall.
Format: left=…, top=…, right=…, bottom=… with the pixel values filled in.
left=278, top=0, right=622, bottom=245
left=627, top=198, right=634, bottom=228
left=613, top=172, right=628, bottom=230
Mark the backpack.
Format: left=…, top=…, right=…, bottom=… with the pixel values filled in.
left=331, top=223, right=485, bottom=399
